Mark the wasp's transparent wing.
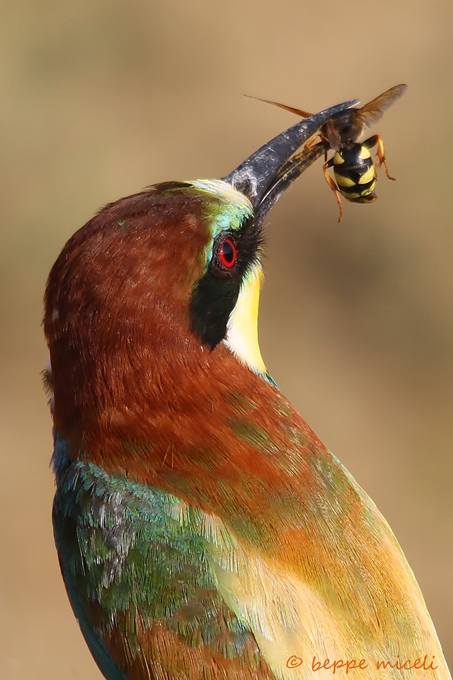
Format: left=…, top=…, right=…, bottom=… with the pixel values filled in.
left=358, top=84, right=407, bottom=128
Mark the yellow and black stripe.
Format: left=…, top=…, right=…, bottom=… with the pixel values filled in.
left=332, top=142, right=377, bottom=204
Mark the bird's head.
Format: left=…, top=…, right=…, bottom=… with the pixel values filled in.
left=44, top=100, right=356, bottom=446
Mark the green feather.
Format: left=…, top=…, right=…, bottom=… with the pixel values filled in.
left=53, top=452, right=268, bottom=677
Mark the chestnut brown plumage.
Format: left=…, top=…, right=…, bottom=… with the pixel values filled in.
left=45, top=102, right=450, bottom=680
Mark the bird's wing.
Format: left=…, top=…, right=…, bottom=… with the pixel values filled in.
left=204, top=485, right=449, bottom=680
left=53, top=458, right=276, bottom=680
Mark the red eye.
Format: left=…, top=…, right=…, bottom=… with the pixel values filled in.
left=218, top=237, right=237, bottom=269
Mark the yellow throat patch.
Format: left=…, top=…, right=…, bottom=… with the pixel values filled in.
left=224, top=264, right=266, bottom=375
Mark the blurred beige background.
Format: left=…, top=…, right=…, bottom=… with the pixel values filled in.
left=1, top=1, right=452, bottom=678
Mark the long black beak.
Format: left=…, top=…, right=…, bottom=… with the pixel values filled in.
left=223, top=99, right=358, bottom=222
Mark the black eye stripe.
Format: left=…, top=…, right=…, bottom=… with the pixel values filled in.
left=190, top=218, right=263, bottom=350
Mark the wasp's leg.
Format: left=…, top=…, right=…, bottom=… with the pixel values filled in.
left=363, top=135, right=396, bottom=181
left=304, top=136, right=318, bottom=150
left=323, top=158, right=343, bottom=222
left=304, top=132, right=327, bottom=150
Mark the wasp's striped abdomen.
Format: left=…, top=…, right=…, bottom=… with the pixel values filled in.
left=333, top=143, right=377, bottom=203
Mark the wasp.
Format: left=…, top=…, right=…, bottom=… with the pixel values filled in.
left=252, top=84, right=407, bottom=221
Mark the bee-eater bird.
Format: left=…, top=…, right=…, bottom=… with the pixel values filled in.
left=45, top=99, right=450, bottom=680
